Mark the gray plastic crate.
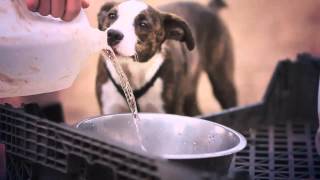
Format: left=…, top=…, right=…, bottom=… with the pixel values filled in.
left=1, top=53, right=320, bottom=180
left=203, top=53, right=320, bottom=179
left=0, top=105, right=216, bottom=180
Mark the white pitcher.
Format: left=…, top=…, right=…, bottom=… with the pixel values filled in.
left=0, top=0, right=107, bottom=98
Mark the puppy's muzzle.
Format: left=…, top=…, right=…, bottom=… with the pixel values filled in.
left=107, top=29, right=124, bottom=46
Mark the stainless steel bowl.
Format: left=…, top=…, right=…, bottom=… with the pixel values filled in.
left=77, top=113, right=246, bottom=175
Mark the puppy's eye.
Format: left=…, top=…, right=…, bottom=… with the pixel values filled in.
left=139, top=21, right=149, bottom=29
left=108, top=12, right=117, bottom=20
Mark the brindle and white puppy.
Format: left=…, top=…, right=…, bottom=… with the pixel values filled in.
left=96, top=0, right=237, bottom=116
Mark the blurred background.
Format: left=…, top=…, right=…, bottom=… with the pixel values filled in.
left=3, top=0, right=319, bottom=124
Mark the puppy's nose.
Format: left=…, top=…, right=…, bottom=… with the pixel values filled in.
left=107, top=29, right=124, bottom=46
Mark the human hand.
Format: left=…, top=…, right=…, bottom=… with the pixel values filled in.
left=25, top=0, right=90, bottom=21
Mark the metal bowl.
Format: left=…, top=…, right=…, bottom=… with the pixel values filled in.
left=77, top=113, right=246, bottom=174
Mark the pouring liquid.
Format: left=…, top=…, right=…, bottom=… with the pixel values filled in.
left=101, top=49, right=147, bottom=152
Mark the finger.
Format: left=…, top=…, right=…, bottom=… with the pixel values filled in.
left=38, top=0, right=51, bottom=16
left=62, top=0, right=81, bottom=21
left=81, top=0, right=90, bottom=9
left=25, top=0, right=39, bottom=12
left=51, top=0, right=65, bottom=18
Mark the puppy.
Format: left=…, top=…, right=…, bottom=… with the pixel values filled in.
left=96, top=0, right=237, bottom=116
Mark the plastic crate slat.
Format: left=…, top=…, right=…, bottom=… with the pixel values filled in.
left=7, top=156, right=32, bottom=180
left=268, top=125, right=275, bottom=179
left=7, top=151, right=67, bottom=173
left=232, top=121, right=320, bottom=180
left=6, top=111, right=151, bottom=166
left=1, top=131, right=68, bottom=156
left=6, top=144, right=66, bottom=166
left=1, top=106, right=162, bottom=180
left=1, top=114, right=158, bottom=169
left=285, top=122, right=295, bottom=179
left=305, top=123, right=316, bottom=178
left=6, top=143, right=159, bottom=179
left=117, top=171, right=158, bottom=180
left=248, top=129, right=256, bottom=178
left=56, top=128, right=156, bottom=166
left=93, top=159, right=159, bottom=178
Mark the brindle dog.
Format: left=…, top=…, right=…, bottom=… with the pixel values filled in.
left=96, top=0, right=236, bottom=116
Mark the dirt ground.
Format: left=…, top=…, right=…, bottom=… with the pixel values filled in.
left=8, top=0, right=319, bottom=124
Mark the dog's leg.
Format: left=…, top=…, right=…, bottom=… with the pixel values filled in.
left=183, top=94, right=201, bottom=116
left=205, top=40, right=237, bottom=109
left=208, top=67, right=237, bottom=109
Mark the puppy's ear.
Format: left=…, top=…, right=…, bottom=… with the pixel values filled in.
left=162, top=13, right=195, bottom=51
left=98, top=2, right=117, bottom=31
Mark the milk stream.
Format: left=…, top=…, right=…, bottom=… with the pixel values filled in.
left=101, top=49, right=147, bottom=152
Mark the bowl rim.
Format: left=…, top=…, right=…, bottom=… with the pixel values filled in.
left=76, top=113, right=247, bottom=160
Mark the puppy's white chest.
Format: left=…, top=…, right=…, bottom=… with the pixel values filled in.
left=100, top=79, right=165, bottom=114
left=137, top=79, right=165, bottom=113
left=101, top=53, right=165, bottom=114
